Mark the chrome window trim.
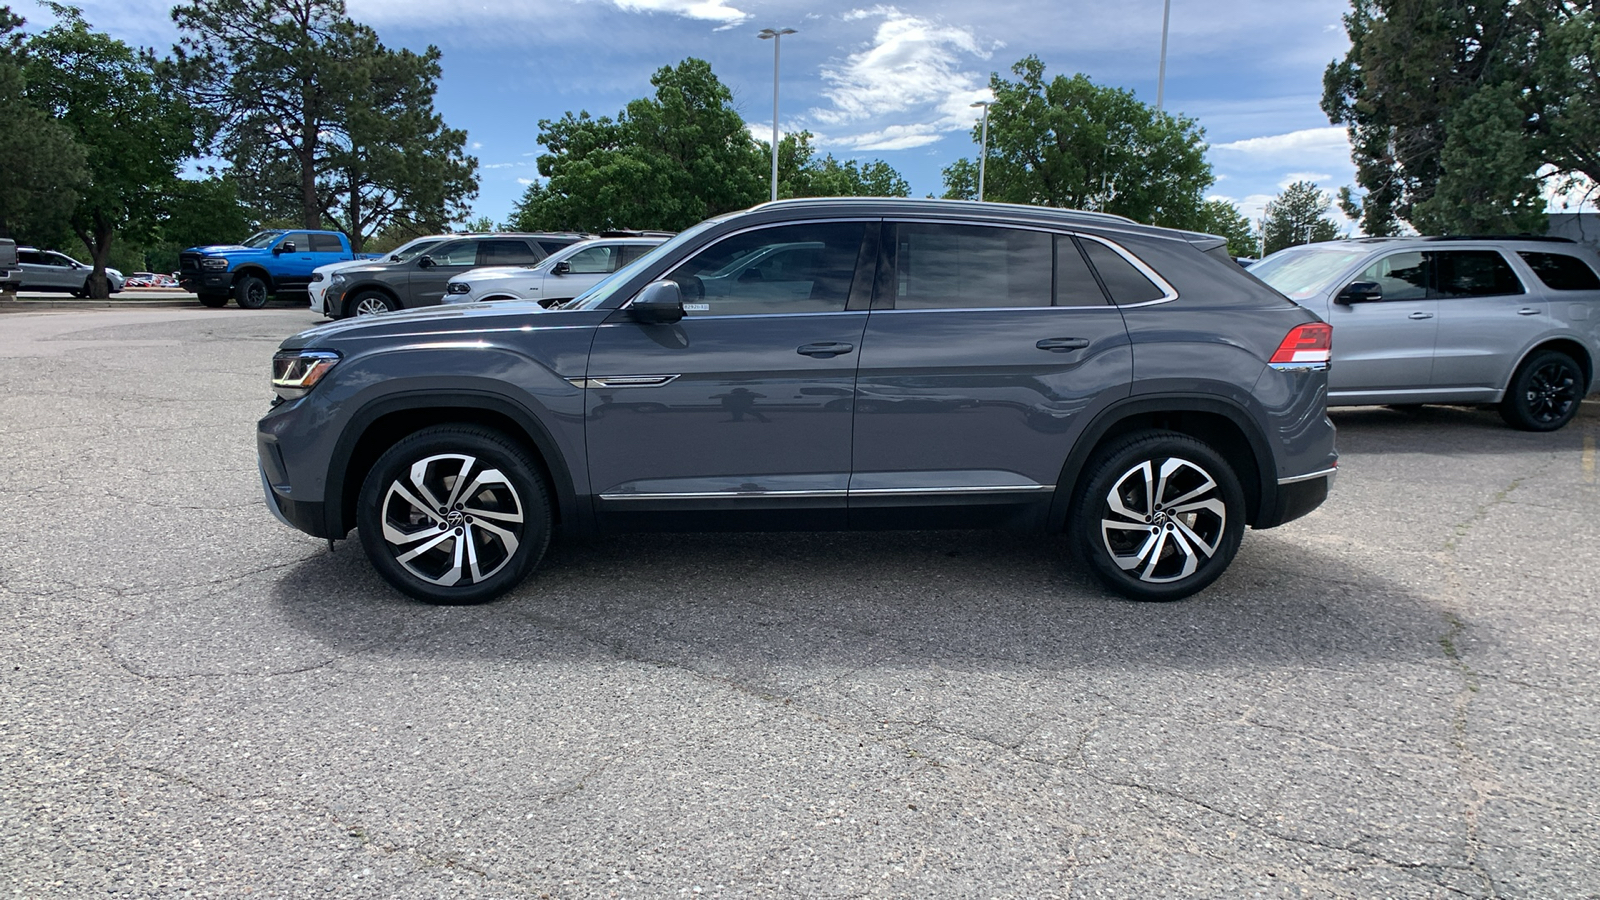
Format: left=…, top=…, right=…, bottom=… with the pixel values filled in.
left=1073, top=233, right=1180, bottom=305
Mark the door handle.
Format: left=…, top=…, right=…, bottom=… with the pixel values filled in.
left=1407, top=311, right=1434, bottom=320
left=1517, top=307, right=1540, bottom=316
left=797, top=342, right=854, bottom=358
left=1037, top=337, right=1091, bottom=352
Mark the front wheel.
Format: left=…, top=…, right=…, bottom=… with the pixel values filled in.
left=234, top=274, right=268, bottom=309
left=1499, top=349, right=1583, bottom=431
left=197, top=293, right=228, bottom=308
left=1069, top=431, right=1246, bottom=602
left=348, top=291, right=396, bottom=317
left=356, top=426, right=551, bottom=604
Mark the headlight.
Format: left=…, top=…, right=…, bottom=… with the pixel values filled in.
left=310, top=272, right=324, bottom=283
left=271, top=350, right=340, bottom=401
left=446, top=282, right=471, bottom=294
left=330, top=274, right=346, bottom=286
left=200, top=258, right=228, bottom=270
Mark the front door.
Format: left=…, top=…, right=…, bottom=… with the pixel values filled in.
left=585, top=221, right=875, bottom=531
left=849, top=223, right=1133, bottom=528
left=1325, top=250, right=1438, bottom=401
left=406, top=239, right=481, bottom=308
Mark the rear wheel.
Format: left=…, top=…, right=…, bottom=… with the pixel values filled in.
left=1500, top=349, right=1583, bottom=431
left=356, top=426, right=551, bottom=605
left=234, top=274, right=268, bottom=309
left=1070, top=431, right=1246, bottom=602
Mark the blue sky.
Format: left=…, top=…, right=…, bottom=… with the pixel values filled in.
left=13, top=0, right=1363, bottom=237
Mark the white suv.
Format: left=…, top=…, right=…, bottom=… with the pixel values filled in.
left=1252, top=236, right=1600, bottom=430
left=443, top=236, right=668, bottom=308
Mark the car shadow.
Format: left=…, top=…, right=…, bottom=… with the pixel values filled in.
left=267, top=526, right=1451, bottom=675
left=1330, top=399, right=1599, bottom=455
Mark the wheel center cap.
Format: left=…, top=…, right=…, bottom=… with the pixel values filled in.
left=445, top=510, right=465, bottom=528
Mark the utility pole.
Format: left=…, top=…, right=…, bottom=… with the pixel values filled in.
left=970, top=100, right=991, bottom=201
left=1156, top=0, right=1171, bottom=111
left=758, top=27, right=796, bottom=203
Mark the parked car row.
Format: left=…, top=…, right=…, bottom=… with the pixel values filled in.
left=9, top=247, right=125, bottom=295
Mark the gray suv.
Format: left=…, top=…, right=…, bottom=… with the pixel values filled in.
left=1251, top=236, right=1600, bottom=430
left=325, top=232, right=584, bottom=318
left=260, top=199, right=1337, bottom=604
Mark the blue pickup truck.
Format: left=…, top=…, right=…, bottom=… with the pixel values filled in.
left=180, top=229, right=376, bottom=309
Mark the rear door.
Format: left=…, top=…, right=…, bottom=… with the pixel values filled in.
left=1429, top=249, right=1543, bottom=398
left=848, top=221, right=1132, bottom=528
left=1324, top=250, right=1438, bottom=399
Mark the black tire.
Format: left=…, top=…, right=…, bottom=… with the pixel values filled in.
left=71, top=285, right=87, bottom=298
left=347, top=291, right=396, bottom=317
left=234, top=274, right=268, bottom=309
left=1499, top=349, right=1584, bottom=432
left=1069, top=431, right=1247, bottom=602
left=197, top=293, right=228, bottom=308
left=356, top=425, right=552, bottom=605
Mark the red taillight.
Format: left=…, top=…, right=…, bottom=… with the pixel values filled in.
left=1270, top=322, right=1332, bottom=365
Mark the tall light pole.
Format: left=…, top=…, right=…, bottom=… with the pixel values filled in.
left=758, top=27, right=796, bottom=203
left=970, top=100, right=991, bottom=202
left=1156, top=0, right=1171, bottom=110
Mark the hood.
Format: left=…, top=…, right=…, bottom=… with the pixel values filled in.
left=184, top=244, right=257, bottom=255
left=454, top=266, right=538, bottom=281
left=277, top=298, right=555, bottom=350
left=314, top=258, right=372, bottom=275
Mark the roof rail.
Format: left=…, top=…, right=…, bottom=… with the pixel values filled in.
left=1421, top=234, right=1575, bottom=243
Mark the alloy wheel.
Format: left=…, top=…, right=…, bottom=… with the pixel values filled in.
left=378, top=453, right=525, bottom=587
left=1098, top=457, right=1227, bottom=584
left=355, top=296, right=391, bottom=316
left=1525, top=359, right=1579, bottom=426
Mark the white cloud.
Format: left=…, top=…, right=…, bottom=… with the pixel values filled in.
left=472, top=141, right=483, bottom=150
left=806, top=6, right=994, bottom=151
left=1279, top=172, right=1333, bottom=189
left=482, top=163, right=515, bottom=169
left=610, top=0, right=745, bottom=24
left=516, top=178, right=536, bottom=185
left=1213, top=127, right=1348, bottom=158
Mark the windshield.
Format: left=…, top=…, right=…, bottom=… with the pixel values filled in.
left=561, top=217, right=727, bottom=310
left=240, top=231, right=283, bottom=249
left=1251, top=244, right=1371, bottom=300
left=390, top=239, right=443, bottom=262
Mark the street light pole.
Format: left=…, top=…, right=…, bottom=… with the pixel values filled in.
left=1156, top=0, right=1171, bottom=111
left=758, top=27, right=796, bottom=203
left=970, top=100, right=991, bottom=201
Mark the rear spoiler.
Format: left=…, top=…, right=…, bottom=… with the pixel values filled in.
left=1175, top=230, right=1234, bottom=265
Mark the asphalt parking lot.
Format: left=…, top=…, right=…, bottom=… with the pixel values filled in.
left=2, top=307, right=1597, bottom=899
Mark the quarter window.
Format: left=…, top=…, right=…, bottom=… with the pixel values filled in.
left=665, top=222, right=866, bottom=316
left=892, top=222, right=1052, bottom=309
left=1357, top=252, right=1428, bottom=301
left=1518, top=251, right=1600, bottom=291
left=1080, top=239, right=1166, bottom=304
left=1432, top=250, right=1524, bottom=298
left=1056, top=237, right=1110, bottom=307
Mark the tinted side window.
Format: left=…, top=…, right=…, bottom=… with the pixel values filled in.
left=1057, top=237, right=1109, bottom=307
left=538, top=239, right=577, bottom=255
left=1433, top=250, right=1524, bottom=298
left=665, top=222, right=865, bottom=317
left=478, top=239, right=542, bottom=266
left=282, top=232, right=313, bottom=252
left=1519, top=251, right=1600, bottom=291
left=1080, top=239, right=1166, bottom=304
left=308, top=234, right=343, bottom=253
left=619, top=244, right=652, bottom=266
left=892, top=223, right=1052, bottom=309
left=1357, top=251, right=1428, bottom=301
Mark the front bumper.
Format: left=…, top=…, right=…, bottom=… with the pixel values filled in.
left=180, top=272, right=232, bottom=293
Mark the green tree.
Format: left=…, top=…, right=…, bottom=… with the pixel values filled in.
left=23, top=4, right=200, bottom=297
left=769, top=131, right=910, bottom=199
left=512, top=59, right=765, bottom=232
left=1195, top=199, right=1257, bottom=259
left=940, top=56, right=1214, bottom=228
left=0, top=5, right=85, bottom=242
left=1262, top=182, right=1341, bottom=255
left=1323, top=0, right=1565, bottom=235
left=172, top=0, right=477, bottom=245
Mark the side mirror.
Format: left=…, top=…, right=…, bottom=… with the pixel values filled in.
left=275, top=241, right=296, bottom=254
left=417, top=255, right=435, bottom=269
left=1335, top=281, right=1382, bottom=304
left=551, top=260, right=571, bottom=276
left=630, top=280, right=685, bottom=324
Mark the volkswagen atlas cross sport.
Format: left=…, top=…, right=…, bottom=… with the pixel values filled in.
left=260, top=198, right=1338, bottom=604
left=1251, top=236, right=1600, bottom=431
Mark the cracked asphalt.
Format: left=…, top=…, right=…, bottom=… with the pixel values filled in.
left=2, top=307, right=1598, bottom=899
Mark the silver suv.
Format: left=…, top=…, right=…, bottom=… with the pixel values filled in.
left=1252, top=236, right=1600, bottom=430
